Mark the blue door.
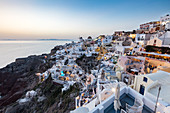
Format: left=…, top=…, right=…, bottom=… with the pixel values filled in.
left=139, top=85, right=145, bottom=95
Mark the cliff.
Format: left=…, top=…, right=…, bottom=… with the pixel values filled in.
left=0, top=45, right=77, bottom=113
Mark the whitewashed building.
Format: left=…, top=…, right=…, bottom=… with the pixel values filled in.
left=165, top=22, right=170, bottom=30
left=160, top=14, right=170, bottom=25
left=159, top=31, right=170, bottom=45
left=133, top=71, right=170, bottom=113
left=146, top=34, right=162, bottom=46
left=135, top=34, right=146, bottom=45
left=102, top=35, right=113, bottom=45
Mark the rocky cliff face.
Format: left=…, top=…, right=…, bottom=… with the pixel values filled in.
left=0, top=55, right=48, bottom=110
left=76, top=54, right=100, bottom=73
left=0, top=45, right=65, bottom=113
left=4, top=75, right=81, bottom=113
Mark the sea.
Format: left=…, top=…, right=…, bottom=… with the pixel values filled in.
left=0, top=39, right=73, bottom=68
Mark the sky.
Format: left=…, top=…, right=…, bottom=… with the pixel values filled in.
left=0, top=0, right=170, bottom=39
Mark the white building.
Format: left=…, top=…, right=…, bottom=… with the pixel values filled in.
left=160, top=14, right=170, bottom=25
left=159, top=15, right=170, bottom=45
left=140, top=21, right=160, bottom=31
left=134, top=71, right=170, bottom=113
left=146, top=34, right=162, bottom=46
left=159, top=31, right=170, bottom=45
left=165, top=22, right=170, bottom=30
left=97, top=39, right=102, bottom=46
left=114, top=40, right=123, bottom=46
left=79, top=37, right=84, bottom=42
left=135, top=34, right=146, bottom=45
left=102, top=35, right=113, bottom=45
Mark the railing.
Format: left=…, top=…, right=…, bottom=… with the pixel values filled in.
left=121, top=109, right=127, bottom=113
left=89, top=87, right=155, bottom=113
left=126, top=98, right=143, bottom=113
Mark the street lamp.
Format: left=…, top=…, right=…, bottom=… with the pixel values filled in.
left=154, top=86, right=161, bottom=113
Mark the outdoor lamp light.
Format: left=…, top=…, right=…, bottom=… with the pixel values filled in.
left=112, top=88, right=115, bottom=92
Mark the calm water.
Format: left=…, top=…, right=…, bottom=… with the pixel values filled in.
left=0, top=40, right=71, bottom=68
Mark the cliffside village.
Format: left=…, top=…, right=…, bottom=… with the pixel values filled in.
left=20, top=14, right=170, bottom=113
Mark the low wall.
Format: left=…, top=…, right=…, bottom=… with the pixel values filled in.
left=89, top=86, right=160, bottom=113
left=145, top=81, right=168, bottom=113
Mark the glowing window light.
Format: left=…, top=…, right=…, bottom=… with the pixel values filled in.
left=61, top=71, right=65, bottom=76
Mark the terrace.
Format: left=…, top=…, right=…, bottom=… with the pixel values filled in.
left=104, top=93, right=153, bottom=113
left=90, top=87, right=155, bottom=113
left=138, top=51, right=170, bottom=62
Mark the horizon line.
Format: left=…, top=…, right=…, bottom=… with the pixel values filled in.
left=0, top=38, right=77, bottom=41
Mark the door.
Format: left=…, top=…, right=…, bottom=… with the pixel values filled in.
left=139, top=85, right=145, bottom=95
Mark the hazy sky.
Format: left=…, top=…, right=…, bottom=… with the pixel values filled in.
left=0, top=0, right=170, bottom=39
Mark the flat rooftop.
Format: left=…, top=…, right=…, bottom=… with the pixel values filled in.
left=147, top=71, right=170, bottom=104
left=148, top=84, right=170, bottom=104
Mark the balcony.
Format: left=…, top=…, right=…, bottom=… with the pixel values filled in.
left=90, top=87, right=155, bottom=113
left=104, top=94, right=153, bottom=113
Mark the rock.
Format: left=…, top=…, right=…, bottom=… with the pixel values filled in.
left=50, top=45, right=64, bottom=55
left=0, top=43, right=82, bottom=113
left=76, top=54, right=99, bottom=72
left=70, top=93, right=76, bottom=98
left=26, top=90, right=37, bottom=98
left=0, top=54, right=55, bottom=110
left=19, top=98, right=30, bottom=104
left=37, top=96, right=46, bottom=102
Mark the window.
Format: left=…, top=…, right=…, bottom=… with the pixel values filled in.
left=138, top=37, right=140, bottom=40
left=154, top=40, right=157, bottom=43
left=143, top=77, right=148, bottom=82
left=139, top=85, right=145, bottom=95
left=127, top=60, right=130, bottom=64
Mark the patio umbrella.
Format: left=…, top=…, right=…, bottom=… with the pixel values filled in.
left=114, top=83, right=121, bottom=112
left=96, top=78, right=102, bottom=104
